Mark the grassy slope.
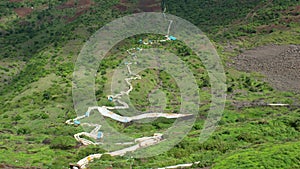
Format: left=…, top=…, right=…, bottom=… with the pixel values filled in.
left=0, top=0, right=299, bottom=168
left=213, top=141, right=300, bottom=169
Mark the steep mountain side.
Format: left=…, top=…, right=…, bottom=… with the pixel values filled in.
left=0, top=0, right=299, bottom=168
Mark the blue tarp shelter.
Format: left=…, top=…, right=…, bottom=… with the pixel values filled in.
left=74, top=120, right=80, bottom=125
left=97, top=132, right=103, bottom=139
left=169, top=36, right=177, bottom=41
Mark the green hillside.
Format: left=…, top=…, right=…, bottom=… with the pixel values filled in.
left=0, top=0, right=299, bottom=168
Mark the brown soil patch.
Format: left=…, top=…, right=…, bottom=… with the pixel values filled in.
left=67, top=9, right=88, bottom=22
left=9, top=0, right=23, bottom=2
left=14, top=7, right=33, bottom=17
left=78, top=0, right=92, bottom=7
left=283, top=5, right=300, bottom=16
left=114, top=4, right=128, bottom=12
left=280, top=5, right=300, bottom=23
left=256, top=24, right=287, bottom=33
left=138, top=0, right=161, bottom=12
left=56, top=0, right=92, bottom=10
left=281, top=15, right=300, bottom=24
left=56, top=0, right=75, bottom=9
left=0, top=164, right=39, bottom=169
left=56, top=0, right=94, bottom=22
left=229, top=45, right=300, bottom=92
left=114, top=0, right=161, bottom=13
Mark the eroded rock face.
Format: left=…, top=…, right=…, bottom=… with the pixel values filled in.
left=229, top=45, right=300, bottom=92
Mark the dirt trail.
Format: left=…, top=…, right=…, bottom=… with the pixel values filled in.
left=229, top=45, right=300, bottom=92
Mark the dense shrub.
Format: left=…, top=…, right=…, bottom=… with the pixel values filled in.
left=17, top=127, right=31, bottom=135
left=50, top=136, right=77, bottom=150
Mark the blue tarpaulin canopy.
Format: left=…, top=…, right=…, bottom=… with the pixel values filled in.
left=108, top=97, right=113, bottom=102
left=97, top=132, right=103, bottom=139
left=74, top=120, right=80, bottom=125
left=169, top=36, right=177, bottom=40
